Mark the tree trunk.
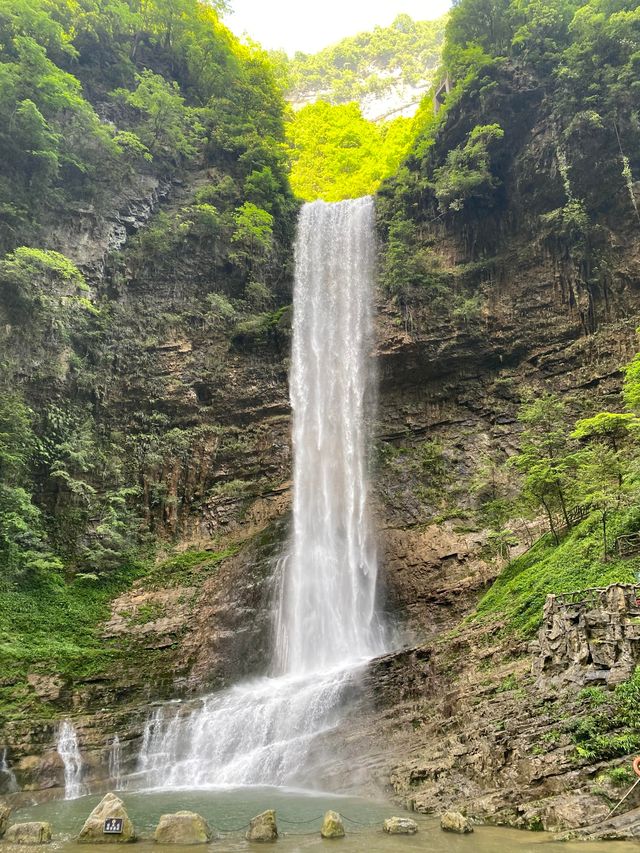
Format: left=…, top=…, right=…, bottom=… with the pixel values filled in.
left=542, top=496, right=559, bottom=545
left=557, top=486, right=571, bottom=529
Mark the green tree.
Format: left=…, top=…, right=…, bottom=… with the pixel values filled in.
left=288, top=101, right=414, bottom=201
left=623, top=351, right=640, bottom=413
left=511, top=393, right=575, bottom=542
left=433, top=123, right=505, bottom=213
left=571, top=412, right=639, bottom=556
left=113, top=70, right=198, bottom=163
left=444, top=0, right=514, bottom=57
left=230, top=202, right=274, bottom=275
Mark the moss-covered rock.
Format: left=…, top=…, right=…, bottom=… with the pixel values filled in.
left=245, top=810, right=278, bottom=842
left=320, top=810, right=345, bottom=838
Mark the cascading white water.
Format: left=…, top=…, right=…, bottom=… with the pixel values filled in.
left=275, top=196, right=383, bottom=674
left=137, top=197, right=384, bottom=789
left=108, top=735, right=123, bottom=790
left=0, top=748, right=18, bottom=793
left=57, top=721, right=86, bottom=800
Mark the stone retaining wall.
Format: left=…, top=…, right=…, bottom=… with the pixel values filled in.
left=532, top=583, right=640, bottom=687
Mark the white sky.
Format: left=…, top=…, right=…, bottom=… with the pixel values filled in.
left=223, top=1, right=451, bottom=56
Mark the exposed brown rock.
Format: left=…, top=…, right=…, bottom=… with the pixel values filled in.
left=533, top=584, right=640, bottom=688
left=154, top=811, right=213, bottom=844
left=5, top=822, right=52, bottom=844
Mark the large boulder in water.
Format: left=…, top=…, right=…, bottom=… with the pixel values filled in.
left=5, top=822, right=52, bottom=844
left=78, top=793, right=135, bottom=843
left=321, top=811, right=345, bottom=838
left=154, top=812, right=213, bottom=844
left=440, top=811, right=473, bottom=834
left=383, top=816, right=418, bottom=834
left=245, top=810, right=278, bottom=842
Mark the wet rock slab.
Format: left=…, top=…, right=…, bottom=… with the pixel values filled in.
left=5, top=822, right=52, bottom=844
left=558, top=804, right=640, bottom=841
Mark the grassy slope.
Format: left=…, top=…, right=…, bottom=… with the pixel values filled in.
left=474, top=510, right=640, bottom=636
left=0, top=548, right=236, bottom=724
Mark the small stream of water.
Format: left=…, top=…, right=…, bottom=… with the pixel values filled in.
left=56, top=721, right=85, bottom=801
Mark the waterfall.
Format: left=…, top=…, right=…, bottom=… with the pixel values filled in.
left=108, top=735, right=123, bottom=790
left=137, top=197, right=384, bottom=789
left=275, top=197, right=382, bottom=674
left=0, top=748, right=18, bottom=793
left=57, top=721, right=86, bottom=800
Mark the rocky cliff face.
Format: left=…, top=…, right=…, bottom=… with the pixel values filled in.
left=1, top=160, right=296, bottom=793
left=357, top=58, right=640, bottom=831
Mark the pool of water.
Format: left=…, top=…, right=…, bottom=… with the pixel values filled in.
left=4, top=788, right=636, bottom=852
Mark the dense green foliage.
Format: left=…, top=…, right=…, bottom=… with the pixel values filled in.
left=0, top=0, right=296, bottom=254
left=280, top=14, right=448, bottom=201
left=287, top=102, right=415, bottom=201
left=276, top=14, right=446, bottom=107
left=475, top=513, right=638, bottom=636
left=475, top=352, right=640, bottom=635
left=377, top=0, right=640, bottom=308
left=572, top=667, right=640, bottom=761
left=0, top=0, right=297, bottom=686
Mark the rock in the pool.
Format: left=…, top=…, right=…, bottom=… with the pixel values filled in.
left=383, top=816, right=418, bottom=835
left=78, top=792, right=135, bottom=843
left=0, top=803, right=12, bottom=838
left=321, top=810, right=345, bottom=838
left=246, top=810, right=278, bottom=842
left=5, top=822, right=52, bottom=844
left=440, top=811, right=473, bottom=834
left=154, top=811, right=213, bottom=844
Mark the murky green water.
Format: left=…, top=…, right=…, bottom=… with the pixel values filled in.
left=4, top=788, right=636, bottom=852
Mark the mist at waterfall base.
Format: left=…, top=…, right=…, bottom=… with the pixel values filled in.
left=120, top=197, right=385, bottom=792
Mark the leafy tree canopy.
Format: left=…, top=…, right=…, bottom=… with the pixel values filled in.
left=288, top=101, right=415, bottom=201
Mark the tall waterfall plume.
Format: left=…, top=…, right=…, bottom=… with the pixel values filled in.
left=275, top=196, right=382, bottom=674
left=137, top=197, right=384, bottom=789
